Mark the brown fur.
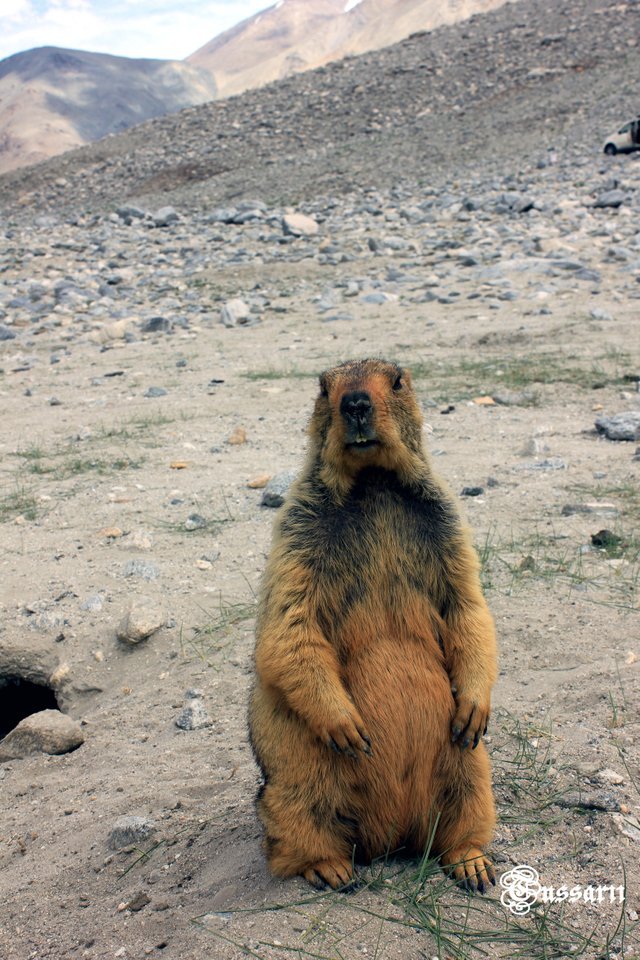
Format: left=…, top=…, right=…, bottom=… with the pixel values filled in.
left=249, top=359, right=498, bottom=892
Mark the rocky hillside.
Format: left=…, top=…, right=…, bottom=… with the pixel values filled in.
left=0, top=0, right=637, bottom=218
left=0, top=46, right=217, bottom=174
left=187, top=0, right=513, bottom=98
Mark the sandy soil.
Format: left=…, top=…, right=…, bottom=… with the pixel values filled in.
left=0, top=233, right=639, bottom=960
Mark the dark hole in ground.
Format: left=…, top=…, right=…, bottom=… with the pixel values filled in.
left=0, top=676, right=60, bottom=739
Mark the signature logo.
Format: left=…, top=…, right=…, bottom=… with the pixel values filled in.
left=498, top=865, right=624, bottom=914
left=500, top=865, right=541, bottom=915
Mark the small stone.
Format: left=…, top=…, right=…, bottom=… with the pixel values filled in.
left=0, top=710, right=84, bottom=761
left=122, top=892, right=150, bottom=912
left=519, top=438, right=550, bottom=457
left=81, top=594, right=104, bottom=612
left=184, top=513, right=207, bottom=531
left=595, top=412, right=640, bottom=441
left=589, top=308, right=613, bottom=322
left=122, top=559, right=159, bottom=581
left=144, top=386, right=168, bottom=398
left=117, top=602, right=165, bottom=644
left=0, top=323, right=17, bottom=340
left=612, top=813, right=640, bottom=843
left=89, top=319, right=131, bottom=344
left=472, top=396, right=496, bottom=406
left=116, top=205, right=145, bottom=221
left=282, top=213, right=319, bottom=237
left=360, top=291, right=397, bottom=305
left=597, top=769, right=625, bottom=785
left=175, top=699, right=212, bottom=730
left=247, top=474, right=271, bottom=489
left=492, top=391, right=535, bottom=406
left=517, top=457, right=567, bottom=472
left=97, top=526, right=123, bottom=539
left=561, top=502, right=619, bottom=517
left=227, top=426, right=247, bottom=445
left=461, top=487, right=484, bottom=497
left=201, top=546, right=220, bottom=563
left=594, top=190, right=625, bottom=209
left=152, top=206, right=179, bottom=227
left=141, top=317, right=172, bottom=334
left=220, top=299, right=250, bottom=328
left=261, top=471, right=296, bottom=508
left=125, top=531, right=153, bottom=551
left=107, top=816, right=156, bottom=850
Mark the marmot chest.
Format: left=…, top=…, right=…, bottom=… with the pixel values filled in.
left=311, top=479, right=451, bottom=653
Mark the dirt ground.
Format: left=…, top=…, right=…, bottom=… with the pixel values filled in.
left=1, top=237, right=639, bottom=960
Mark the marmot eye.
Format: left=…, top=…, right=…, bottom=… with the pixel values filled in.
left=392, top=375, right=403, bottom=391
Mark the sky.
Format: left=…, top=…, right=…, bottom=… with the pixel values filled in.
left=0, top=0, right=272, bottom=63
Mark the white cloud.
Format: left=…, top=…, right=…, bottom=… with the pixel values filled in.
left=0, top=1, right=270, bottom=62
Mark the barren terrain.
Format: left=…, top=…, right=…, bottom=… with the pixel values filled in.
left=1, top=1, right=639, bottom=958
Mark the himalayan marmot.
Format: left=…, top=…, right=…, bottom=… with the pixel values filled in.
left=249, top=358, right=497, bottom=892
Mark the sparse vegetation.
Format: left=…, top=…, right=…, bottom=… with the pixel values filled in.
left=478, top=524, right=640, bottom=610
left=0, top=484, right=39, bottom=522
left=193, top=709, right=636, bottom=960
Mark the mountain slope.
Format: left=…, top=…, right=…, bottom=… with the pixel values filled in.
left=0, top=0, right=637, bottom=219
left=187, top=0, right=516, bottom=97
left=0, top=46, right=217, bottom=174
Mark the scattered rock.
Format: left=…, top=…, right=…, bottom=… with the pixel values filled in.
left=561, top=502, right=619, bottom=517
left=184, top=513, right=207, bottom=531
left=261, top=471, right=296, bottom=508
left=0, top=323, right=17, bottom=340
left=152, top=206, right=179, bottom=227
left=121, top=559, right=160, bottom=581
left=593, top=190, right=625, bottom=209
left=227, top=426, right=247, bottom=445
left=220, top=299, right=251, bottom=327
left=80, top=593, right=104, bottom=612
left=517, top=457, right=567, bottom=471
left=144, top=386, right=168, bottom=398
left=0, top=710, right=83, bottom=761
left=612, top=813, right=640, bottom=843
left=247, top=473, right=271, bottom=488
left=461, top=486, right=484, bottom=497
left=595, top=412, right=640, bottom=441
left=492, top=390, right=535, bottom=406
left=116, top=602, right=165, bottom=645
left=596, top=768, right=625, bottom=786
left=175, top=699, right=212, bottom=730
left=119, top=892, right=150, bottom=913
left=107, top=816, right=156, bottom=850
left=97, top=526, right=124, bottom=539
left=282, top=213, right=319, bottom=237
left=116, top=205, right=145, bottom=221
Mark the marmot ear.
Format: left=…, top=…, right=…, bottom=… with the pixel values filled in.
left=319, top=374, right=329, bottom=398
left=394, top=367, right=412, bottom=390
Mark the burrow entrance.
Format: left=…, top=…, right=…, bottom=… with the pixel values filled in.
left=0, top=676, right=60, bottom=740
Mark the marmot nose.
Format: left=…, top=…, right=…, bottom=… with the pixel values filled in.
left=340, top=391, right=372, bottom=421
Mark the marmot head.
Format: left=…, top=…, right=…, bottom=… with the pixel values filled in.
left=309, top=358, right=427, bottom=496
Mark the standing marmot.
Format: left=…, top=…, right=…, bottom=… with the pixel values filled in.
left=249, top=358, right=497, bottom=892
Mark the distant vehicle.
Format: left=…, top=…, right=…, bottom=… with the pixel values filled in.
left=603, top=117, right=640, bottom=155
